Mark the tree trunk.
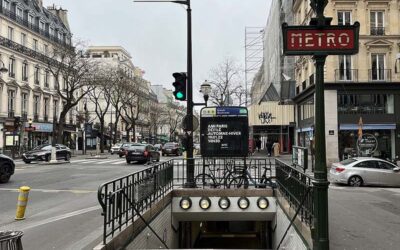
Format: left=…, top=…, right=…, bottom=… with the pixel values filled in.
left=113, top=112, right=119, bottom=144
left=126, top=128, right=130, bottom=143
left=57, top=110, right=68, bottom=144
left=132, top=121, right=136, bottom=142
left=99, top=118, right=105, bottom=153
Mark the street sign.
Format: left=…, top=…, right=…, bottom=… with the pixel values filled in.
left=282, top=22, right=360, bottom=55
left=200, top=106, right=248, bottom=157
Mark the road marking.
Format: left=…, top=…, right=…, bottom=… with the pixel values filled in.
left=76, top=161, right=96, bottom=164
left=21, top=205, right=100, bottom=230
left=96, top=159, right=119, bottom=164
left=70, top=159, right=91, bottom=163
left=111, top=160, right=126, bottom=165
left=0, top=188, right=96, bottom=194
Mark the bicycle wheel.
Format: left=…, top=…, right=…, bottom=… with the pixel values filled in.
left=195, top=174, right=216, bottom=188
left=227, top=176, right=248, bottom=189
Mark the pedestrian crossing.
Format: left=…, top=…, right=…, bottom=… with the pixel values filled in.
left=70, top=159, right=127, bottom=165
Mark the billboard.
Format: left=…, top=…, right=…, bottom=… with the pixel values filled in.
left=200, top=107, right=248, bottom=157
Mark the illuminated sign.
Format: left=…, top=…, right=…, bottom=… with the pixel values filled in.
left=282, top=22, right=360, bottom=55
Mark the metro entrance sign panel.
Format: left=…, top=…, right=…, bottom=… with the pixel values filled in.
left=282, top=22, right=360, bottom=55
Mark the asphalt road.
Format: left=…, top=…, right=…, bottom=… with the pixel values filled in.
left=0, top=154, right=173, bottom=250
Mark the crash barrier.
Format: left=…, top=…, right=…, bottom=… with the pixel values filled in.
left=0, top=231, right=23, bottom=250
left=275, top=159, right=314, bottom=226
left=98, top=157, right=275, bottom=245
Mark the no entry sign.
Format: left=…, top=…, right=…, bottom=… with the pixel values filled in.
left=282, top=22, right=360, bottom=55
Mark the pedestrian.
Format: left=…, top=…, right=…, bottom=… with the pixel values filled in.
left=272, top=141, right=280, bottom=157
left=256, top=138, right=261, bottom=152
left=266, top=140, right=272, bottom=157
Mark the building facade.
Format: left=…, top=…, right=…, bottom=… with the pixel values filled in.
left=0, top=0, right=73, bottom=154
left=249, top=0, right=296, bottom=153
left=292, top=0, right=400, bottom=164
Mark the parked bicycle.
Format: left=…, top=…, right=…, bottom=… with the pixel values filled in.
left=227, top=158, right=276, bottom=189
left=195, top=158, right=242, bottom=188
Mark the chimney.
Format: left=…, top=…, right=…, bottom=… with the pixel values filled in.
left=47, top=5, right=70, bottom=31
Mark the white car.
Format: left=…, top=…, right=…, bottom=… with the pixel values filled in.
left=110, top=143, right=122, bottom=155
left=330, top=157, right=400, bottom=187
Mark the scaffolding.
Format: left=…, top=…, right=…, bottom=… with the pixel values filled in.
left=245, top=26, right=264, bottom=106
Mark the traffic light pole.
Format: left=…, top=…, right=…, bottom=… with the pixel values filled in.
left=185, top=0, right=195, bottom=188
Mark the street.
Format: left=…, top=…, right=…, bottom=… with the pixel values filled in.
left=0, top=154, right=171, bottom=250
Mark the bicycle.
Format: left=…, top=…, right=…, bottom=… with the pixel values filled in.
left=195, top=158, right=242, bottom=188
left=227, top=158, right=276, bottom=189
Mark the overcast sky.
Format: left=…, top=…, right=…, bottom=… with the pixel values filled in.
left=43, top=0, right=270, bottom=102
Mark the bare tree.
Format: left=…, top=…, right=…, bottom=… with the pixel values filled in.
left=87, top=69, right=114, bottom=153
left=47, top=42, right=98, bottom=144
left=109, top=70, right=127, bottom=144
left=207, top=57, right=244, bottom=106
left=165, top=98, right=184, bottom=141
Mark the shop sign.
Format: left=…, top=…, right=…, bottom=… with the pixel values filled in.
left=357, top=133, right=378, bottom=155
left=258, top=112, right=276, bottom=124
left=24, top=122, right=53, bottom=132
left=282, top=22, right=360, bottom=55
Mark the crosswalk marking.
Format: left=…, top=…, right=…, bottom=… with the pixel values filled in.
left=95, top=160, right=118, bottom=164
left=111, top=161, right=126, bottom=165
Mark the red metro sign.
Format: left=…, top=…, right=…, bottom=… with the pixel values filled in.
left=282, top=22, right=360, bottom=55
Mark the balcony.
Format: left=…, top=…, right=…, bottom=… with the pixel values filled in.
left=22, top=76, right=28, bottom=82
left=9, top=72, right=15, bottom=78
left=0, top=7, right=72, bottom=48
left=370, top=27, right=385, bottom=36
left=33, top=114, right=39, bottom=122
left=369, top=69, right=391, bottom=82
left=335, top=69, right=358, bottom=82
left=8, top=111, right=14, bottom=118
left=35, top=80, right=40, bottom=85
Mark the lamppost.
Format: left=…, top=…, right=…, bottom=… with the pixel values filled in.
left=0, top=60, right=8, bottom=74
left=199, top=80, right=211, bottom=106
left=28, top=119, right=33, bottom=150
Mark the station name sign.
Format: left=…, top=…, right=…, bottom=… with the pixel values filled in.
left=282, top=22, right=360, bottom=55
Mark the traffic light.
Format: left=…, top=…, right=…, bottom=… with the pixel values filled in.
left=14, top=117, right=21, bottom=130
left=172, top=72, right=187, bottom=101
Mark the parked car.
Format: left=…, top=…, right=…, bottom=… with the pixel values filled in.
left=118, top=143, right=136, bottom=158
left=22, top=144, right=71, bottom=163
left=110, top=143, right=123, bottom=155
left=330, top=157, right=400, bottom=187
left=153, top=144, right=163, bottom=151
left=162, top=142, right=182, bottom=156
left=0, top=154, right=15, bottom=183
left=126, top=144, right=160, bottom=164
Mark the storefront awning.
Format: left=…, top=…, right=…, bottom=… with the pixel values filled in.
left=339, top=124, right=396, bottom=130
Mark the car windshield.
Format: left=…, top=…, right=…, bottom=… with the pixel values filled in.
left=339, top=158, right=358, bottom=165
left=164, top=143, right=176, bottom=148
left=33, top=145, right=51, bottom=150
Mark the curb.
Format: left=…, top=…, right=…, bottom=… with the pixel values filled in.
left=38, top=161, right=70, bottom=165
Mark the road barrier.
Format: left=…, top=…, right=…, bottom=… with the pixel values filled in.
left=15, top=186, right=30, bottom=220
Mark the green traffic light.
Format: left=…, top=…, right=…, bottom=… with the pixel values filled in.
left=176, top=92, right=184, bottom=99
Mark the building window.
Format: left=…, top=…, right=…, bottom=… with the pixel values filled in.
left=34, top=67, right=40, bottom=84
left=371, top=54, right=385, bottom=81
left=21, top=33, right=26, bottom=46
left=39, top=21, right=45, bottom=31
left=3, top=0, right=10, bottom=10
left=338, top=11, right=351, bottom=25
left=370, top=11, right=384, bottom=35
left=8, top=90, right=15, bottom=113
left=33, top=96, right=40, bottom=117
left=33, top=39, right=38, bottom=51
left=338, top=94, right=394, bottom=114
left=7, top=26, right=14, bottom=41
left=28, top=14, right=33, bottom=27
left=21, top=93, right=28, bottom=116
left=44, top=71, right=49, bottom=87
left=338, top=55, right=352, bottom=81
left=44, top=44, right=48, bottom=55
left=22, top=61, right=28, bottom=81
left=44, top=98, right=49, bottom=120
left=8, top=57, right=15, bottom=77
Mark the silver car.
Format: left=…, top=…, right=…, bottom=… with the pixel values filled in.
left=330, top=157, right=400, bottom=187
left=110, top=143, right=122, bottom=155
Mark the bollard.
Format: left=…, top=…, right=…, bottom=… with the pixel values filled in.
left=15, top=186, right=30, bottom=220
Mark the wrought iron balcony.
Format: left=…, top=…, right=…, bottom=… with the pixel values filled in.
left=0, top=36, right=60, bottom=68
left=369, top=69, right=391, bottom=82
left=21, top=112, right=28, bottom=121
left=0, top=7, right=72, bottom=48
left=370, top=27, right=385, bottom=36
left=335, top=69, right=358, bottom=82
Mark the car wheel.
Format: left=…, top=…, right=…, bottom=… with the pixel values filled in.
left=111, top=152, right=114, bottom=155
left=162, top=153, right=165, bottom=156
left=157, top=156, right=160, bottom=162
left=119, top=154, right=123, bottom=158
left=65, top=153, right=71, bottom=161
left=126, top=160, right=131, bottom=164
left=23, top=160, right=31, bottom=164
left=0, top=164, right=12, bottom=183
left=45, top=155, right=50, bottom=162
left=348, top=176, right=363, bottom=187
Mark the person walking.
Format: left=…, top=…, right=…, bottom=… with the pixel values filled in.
left=272, top=141, right=280, bottom=157
left=266, top=140, right=273, bottom=157
left=256, top=138, right=261, bottom=152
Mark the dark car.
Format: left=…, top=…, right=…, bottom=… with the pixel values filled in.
left=22, top=144, right=71, bottom=163
left=162, top=142, right=182, bottom=156
left=126, top=144, right=160, bottom=164
left=0, top=154, right=15, bottom=183
left=118, top=143, right=137, bottom=158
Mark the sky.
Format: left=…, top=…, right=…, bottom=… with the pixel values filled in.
left=43, top=0, right=271, bottom=102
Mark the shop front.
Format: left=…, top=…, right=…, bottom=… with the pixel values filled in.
left=248, top=102, right=295, bottom=153
left=24, top=122, right=53, bottom=148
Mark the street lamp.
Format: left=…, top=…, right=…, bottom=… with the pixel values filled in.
left=28, top=118, right=33, bottom=150
left=200, top=80, right=211, bottom=106
left=0, top=59, right=8, bottom=74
